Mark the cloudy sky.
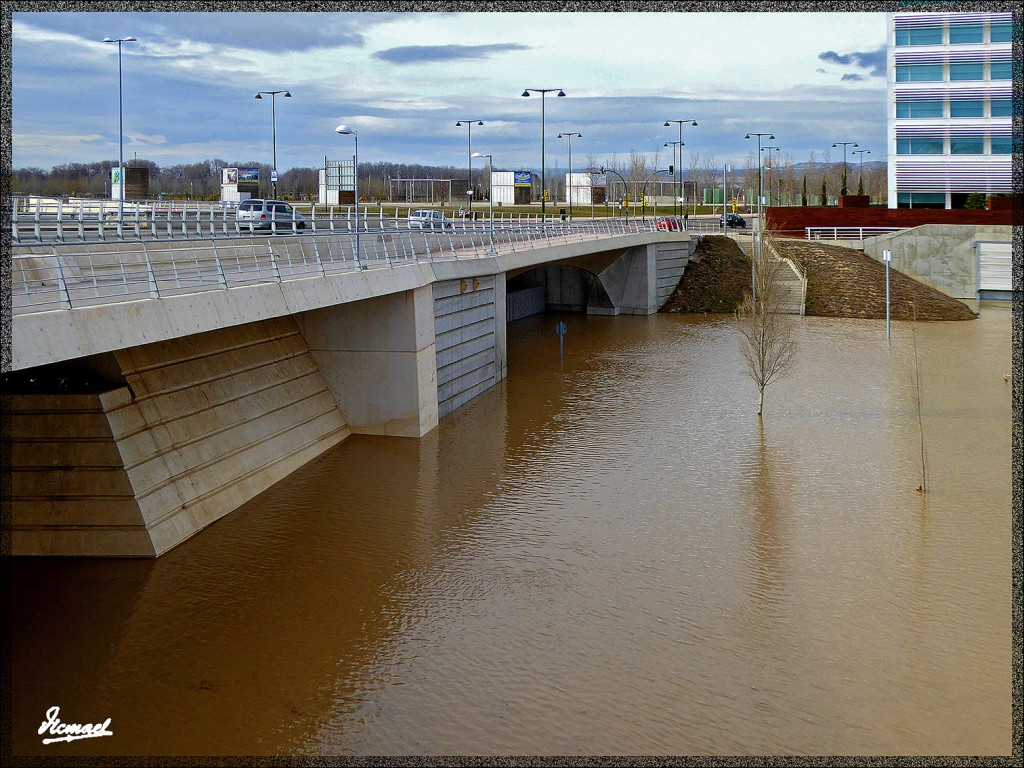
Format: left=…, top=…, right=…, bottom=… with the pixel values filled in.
left=10, top=8, right=889, bottom=174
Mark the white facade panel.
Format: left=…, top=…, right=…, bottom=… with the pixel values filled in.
left=887, top=11, right=1014, bottom=208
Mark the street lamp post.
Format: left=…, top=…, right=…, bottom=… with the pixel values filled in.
left=255, top=90, right=292, bottom=198
left=335, top=124, right=361, bottom=268
left=471, top=152, right=495, bottom=253
left=832, top=141, right=858, bottom=195
left=853, top=148, right=871, bottom=195
left=663, top=141, right=684, bottom=216
left=665, top=119, right=697, bottom=220
left=600, top=167, right=629, bottom=222
left=102, top=36, right=138, bottom=212
left=745, top=132, right=775, bottom=300
left=557, top=132, right=582, bottom=221
left=456, top=119, right=484, bottom=213
left=640, top=169, right=670, bottom=222
left=522, top=88, right=566, bottom=225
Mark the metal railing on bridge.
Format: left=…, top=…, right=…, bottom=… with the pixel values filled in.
left=9, top=198, right=610, bottom=245
left=805, top=226, right=907, bottom=242
left=11, top=218, right=662, bottom=316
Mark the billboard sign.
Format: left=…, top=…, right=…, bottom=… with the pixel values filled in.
left=514, top=171, right=532, bottom=187
left=325, top=159, right=355, bottom=191
left=223, top=168, right=238, bottom=185
left=238, top=168, right=260, bottom=184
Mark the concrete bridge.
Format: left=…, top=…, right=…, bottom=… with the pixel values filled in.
left=7, top=223, right=694, bottom=557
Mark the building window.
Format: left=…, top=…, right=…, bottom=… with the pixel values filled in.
left=897, top=100, right=944, bottom=118
left=895, top=27, right=943, bottom=45
left=950, top=100, right=984, bottom=117
left=990, top=100, right=1012, bottom=117
left=991, top=137, right=1012, bottom=154
left=990, top=23, right=1012, bottom=42
left=990, top=62, right=1012, bottom=80
left=896, top=64, right=944, bottom=82
left=949, top=62, right=985, bottom=81
left=950, top=136, right=984, bottom=154
left=949, top=24, right=984, bottom=43
left=898, top=192, right=946, bottom=209
left=897, top=137, right=944, bottom=155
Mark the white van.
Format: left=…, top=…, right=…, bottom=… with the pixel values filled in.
left=408, top=209, right=455, bottom=230
left=235, top=199, right=306, bottom=231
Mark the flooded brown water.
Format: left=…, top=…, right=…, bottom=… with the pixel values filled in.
left=8, top=305, right=1013, bottom=756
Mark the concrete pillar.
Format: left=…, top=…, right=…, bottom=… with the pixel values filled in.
left=598, top=243, right=659, bottom=315
left=296, top=285, right=439, bottom=437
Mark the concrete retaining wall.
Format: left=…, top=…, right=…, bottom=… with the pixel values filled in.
left=507, top=286, right=546, bottom=322
left=296, top=287, right=439, bottom=438
left=10, top=316, right=350, bottom=556
left=434, top=277, right=501, bottom=419
left=863, top=224, right=1013, bottom=313
left=655, top=240, right=690, bottom=308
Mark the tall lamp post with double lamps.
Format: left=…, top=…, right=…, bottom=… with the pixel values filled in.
left=664, top=140, right=684, bottom=216
left=255, top=90, right=292, bottom=198
left=102, top=35, right=137, bottom=214
left=471, top=152, right=495, bottom=254
left=335, top=124, right=361, bottom=268
left=665, top=119, right=697, bottom=219
left=522, top=88, right=566, bottom=225
left=832, top=141, right=858, bottom=195
left=745, top=131, right=775, bottom=299
left=456, top=119, right=484, bottom=215
left=557, top=132, right=582, bottom=221
left=852, top=148, right=871, bottom=195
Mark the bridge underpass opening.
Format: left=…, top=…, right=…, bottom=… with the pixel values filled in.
left=507, top=265, right=615, bottom=321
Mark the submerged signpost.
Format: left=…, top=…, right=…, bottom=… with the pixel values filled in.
left=556, top=321, right=568, bottom=360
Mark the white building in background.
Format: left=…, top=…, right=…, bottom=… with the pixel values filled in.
left=887, top=11, right=1014, bottom=208
left=562, top=172, right=605, bottom=205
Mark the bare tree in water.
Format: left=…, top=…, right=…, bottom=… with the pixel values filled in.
left=736, top=233, right=798, bottom=416
left=907, top=301, right=928, bottom=493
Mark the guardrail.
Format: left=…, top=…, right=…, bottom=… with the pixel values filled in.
left=11, top=218, right=662, bottom=316
left=9, top=200, right=604, bottom=245
left=805, top=226, right=907, bottom=241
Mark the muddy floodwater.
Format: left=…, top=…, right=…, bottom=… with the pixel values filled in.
left=8, top=305, right=1013, bottom=756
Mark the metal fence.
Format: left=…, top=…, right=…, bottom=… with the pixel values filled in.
left=9, top=198, right=627, bottom=245
left=11, top=218, right=661, bottom=316
left=805, top=226, right=906, bottom=242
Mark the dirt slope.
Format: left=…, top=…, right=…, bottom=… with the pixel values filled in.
left=661, top=235, right=976, bottom=321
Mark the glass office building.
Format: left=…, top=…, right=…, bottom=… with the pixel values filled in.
left=888, top=12, right=1015, bottom=208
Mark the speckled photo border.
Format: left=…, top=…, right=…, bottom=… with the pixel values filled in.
left=0, top=1, right=1020, bottom=765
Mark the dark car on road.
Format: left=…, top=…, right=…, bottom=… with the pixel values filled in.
left=720, top=213, right=747, bottom=229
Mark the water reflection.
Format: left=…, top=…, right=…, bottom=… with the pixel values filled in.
left=8, top=305, right=1013, bottom=756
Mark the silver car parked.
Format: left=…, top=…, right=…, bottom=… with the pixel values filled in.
left=408, top=209, right=455, bottom=230
left=235, top=199, right=306, bottom=231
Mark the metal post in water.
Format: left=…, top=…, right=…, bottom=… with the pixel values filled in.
left=556, top=321, right=567, bottom=361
